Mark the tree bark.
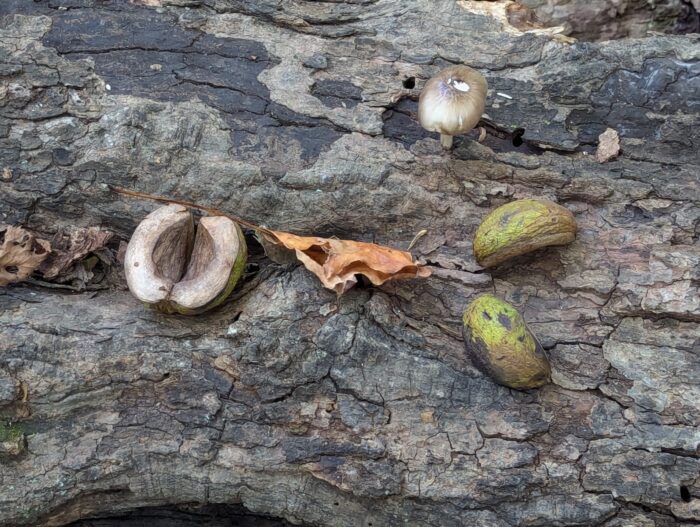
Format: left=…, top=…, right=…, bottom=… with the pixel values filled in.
left=1, top=1, right=699, bottom=526
left=520, top=0, right=699, bottom=40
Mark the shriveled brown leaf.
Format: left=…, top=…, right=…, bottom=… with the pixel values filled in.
left=596, top=128, right=621, bottom=163
left=263, top=230, right=431, bottom=295
left=40, top=227, right=114, bottom=281
left=110, top=186, right=431, bottom=295
left=506, top=3, right=545, bottom=31
left=0, top=226, right=51, bottom=286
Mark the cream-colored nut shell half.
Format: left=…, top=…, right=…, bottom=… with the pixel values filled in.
left=170, top=216, right=242, bottom=310
left=124, top=204, right=192, bottom=304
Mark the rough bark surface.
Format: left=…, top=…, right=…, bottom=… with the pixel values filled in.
left=1, top=1, right=699, bottom=526
left=66, top=504, right=294, bottom=526
left=521, top=0, right=700, bottom=40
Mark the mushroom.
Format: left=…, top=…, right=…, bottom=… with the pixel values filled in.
left=125, top=204, right=247, bottom=315
left=418, top=65, right=488, bottom=149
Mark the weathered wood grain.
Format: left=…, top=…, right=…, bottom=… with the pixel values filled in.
left=1, top=1, right=698, bottom=526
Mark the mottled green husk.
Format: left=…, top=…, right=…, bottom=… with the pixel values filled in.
left=0, top=422, right=25, bottom=458
left=462, top=294, right=550, bottom=390
left=0, top=422, right=23, bottom=442
left=155, top=223, right=248, bottom=315
left=473, top=199, right=577, bottom=267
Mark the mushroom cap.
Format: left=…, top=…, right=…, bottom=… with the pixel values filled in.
left=418, top=65, right=488, bottom=137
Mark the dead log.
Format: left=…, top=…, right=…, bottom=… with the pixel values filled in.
left=1, top=1, right=699, bottom=526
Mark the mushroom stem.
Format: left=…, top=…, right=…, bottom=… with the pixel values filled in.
left=440, top=134, right=454, bottom=149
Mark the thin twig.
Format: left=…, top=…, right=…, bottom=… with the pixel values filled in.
left=109, top=186, right=272, bottom=235
left=408, top=229, right=428, bottom=250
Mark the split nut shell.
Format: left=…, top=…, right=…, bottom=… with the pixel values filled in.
left=473, top=199, right=576, bottom=268
left=462, top=294, right=550, bottom=390
left=125, top=204, right=247, bottom=315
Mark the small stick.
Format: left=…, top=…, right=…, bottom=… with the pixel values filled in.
left=408, top=229, right=428, bottom=250
left=109, top=186, right=273, bottom=235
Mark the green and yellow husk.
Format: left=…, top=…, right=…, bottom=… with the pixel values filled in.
left=473, top=199, right=576, bottom=267
left=462, top=294, right=550, bottom=390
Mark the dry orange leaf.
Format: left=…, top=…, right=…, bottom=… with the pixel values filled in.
left=264, top=231, right=431, bottom=294
left=0, top=226, right=51, bottom=286
left=112, top=187, right=431, bottom=295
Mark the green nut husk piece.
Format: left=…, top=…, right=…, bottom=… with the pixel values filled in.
left=473, top=199, right=576, bottom=267
left=125, top=204, right=247, bottom=315
left=0, top=422, right=25, bottom=458
left=462, top=294, right=550, bottom=390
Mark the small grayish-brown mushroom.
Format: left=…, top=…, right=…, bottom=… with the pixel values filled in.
left=418, top=65, right=488, bottom=149
left=125, top=204, right=247, bottom=315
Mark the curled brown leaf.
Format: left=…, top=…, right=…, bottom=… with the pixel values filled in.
left=0, top=226, right=51, bottom=287
left=40, top=227, right=113, bottom=280
left=506, top=2, right=545, bottom=31
left=264, top=231, right=431, bottom=295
